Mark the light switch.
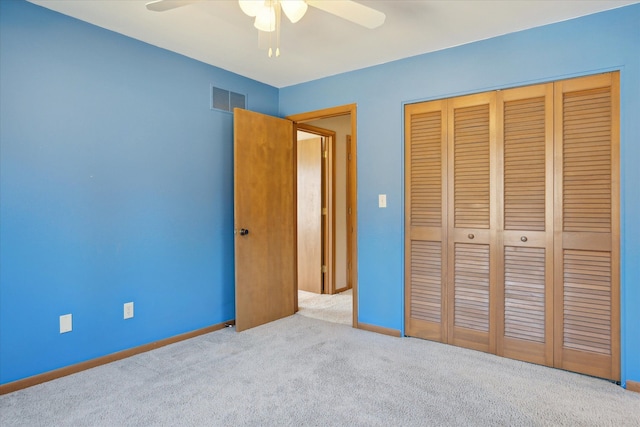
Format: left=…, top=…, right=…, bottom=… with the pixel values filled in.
left=60, top=314, right=72, bottom=334
left=379, top=194, right=387, bottom=208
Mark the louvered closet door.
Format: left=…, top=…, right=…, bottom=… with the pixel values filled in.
left=554, top=73, right=620, bottom=381
left=447, top=93, right=497, bottom=353
left=496, top=84, right=554, bottom=366
left=405, top=100, right=448, bottom=342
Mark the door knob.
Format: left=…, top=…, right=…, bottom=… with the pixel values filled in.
left=239, top=228, right=249, bottom=236
left=521, top=236, right=528, bottom=242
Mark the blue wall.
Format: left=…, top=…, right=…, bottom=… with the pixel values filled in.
left=280, top=4, right=640, bottom=387
left=0, top=0, right=278, bottom=384
left=1, top=0, right=638, bottom=389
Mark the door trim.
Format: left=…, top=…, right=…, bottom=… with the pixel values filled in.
left=345, top=135, right=354, bottom=294
left=287, top=104, right=358, bottom=328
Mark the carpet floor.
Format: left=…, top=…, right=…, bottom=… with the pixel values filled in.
left=297, top=289, right=352, bottom=325
left=1, top=315, right=639, bottom=426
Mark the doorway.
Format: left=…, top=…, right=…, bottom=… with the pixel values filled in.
left=288, top=104, right=358, bottom=327
left=296, top=127, right=334, bottom=295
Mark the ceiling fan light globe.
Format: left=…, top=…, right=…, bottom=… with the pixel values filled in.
left=281, top=0, right=308, bottom=23
left=239, top=0, right=262, bottom=17
left=254, top=5, right=276, bottom=32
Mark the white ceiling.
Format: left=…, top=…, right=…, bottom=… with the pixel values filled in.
left=27, top=0, right=638, bottom=88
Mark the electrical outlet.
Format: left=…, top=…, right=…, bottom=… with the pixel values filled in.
left=124, top=302, right=134, bottom=319
left=60, top=314, right=72, bottom=333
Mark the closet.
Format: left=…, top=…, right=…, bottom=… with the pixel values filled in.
left=404, top=72, right=619, bottom=381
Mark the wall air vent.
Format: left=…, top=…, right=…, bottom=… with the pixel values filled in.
left=211, top=86, right=246, bottom=112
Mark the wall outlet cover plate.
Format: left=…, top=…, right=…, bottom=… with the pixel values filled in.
left=124, top=302, right=134, bottom=319
left=60, top=314, right=72, bottom=333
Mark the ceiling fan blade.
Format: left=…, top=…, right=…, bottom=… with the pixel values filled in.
left=145, top=0, right=201, bottom=12
left=307, top=0, right=385, bottom=29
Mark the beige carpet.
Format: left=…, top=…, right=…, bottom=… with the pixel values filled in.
left=2, top=314, right=639, bottom=426
left=297, top=288, right=352, bottom=325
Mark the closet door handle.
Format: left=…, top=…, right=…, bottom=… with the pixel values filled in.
left=468, top=233, right=475, bottom=240
left=521, top=236, right=528, bottom=242
left=239, top=228, right=250, bottom=236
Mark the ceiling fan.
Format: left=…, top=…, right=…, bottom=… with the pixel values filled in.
left=145, top=0, right=386, bottom=57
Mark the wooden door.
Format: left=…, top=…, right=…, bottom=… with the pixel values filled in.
left=234, top=108, right=296, bottom=332
left=404, top=73, right=619, bottom=379
left=496, top=83, right=554, bottom=366
left=297, top=137, right=323, bottom=293
left=447, top=92, right=497, bottom=353
left=553, top=73, right=620, bottom=380
left=404, top=100, right=448, bottom=342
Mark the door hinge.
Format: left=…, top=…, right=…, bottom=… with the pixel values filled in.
left=348, top=207, right=352, bottom=215
left=323, top=150, right=328, bottom=159
left=322, top=265, right=327, bottom=273
left=322, top=207, right=327, bottom=215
